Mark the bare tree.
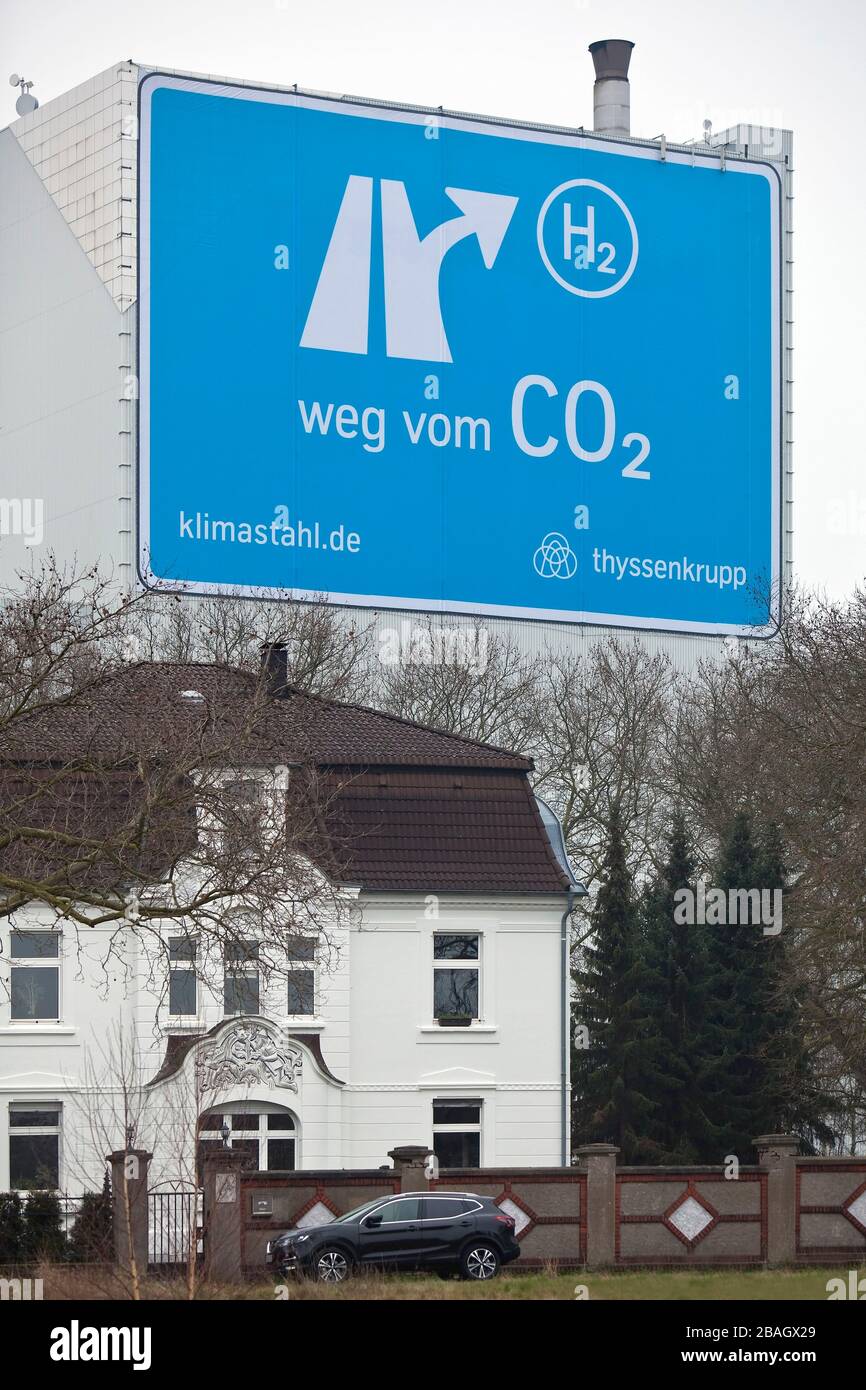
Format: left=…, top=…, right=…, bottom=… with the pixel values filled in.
left=65, top=1024, right=153, bottom=1299
left=66, top=1024, right=239, bottom=1299
left=672, top=585, right=866, bottom=1101
left=0, top=561, right=352, bottom=999
left=371, top=624, right=680, bottom=895
left=132, top=592, right=373, bottom=701
left=373, top=619, right=541, bottom=753
left=532, top=638, right=678, bottom=891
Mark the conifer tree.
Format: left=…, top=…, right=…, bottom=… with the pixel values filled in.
left=702, top=809, right=766, bottom=1155
left=640, top=813, right=717, bottom=1161
left=22, top=1190, right=65, bottom=1263
left=695, top=812, right=835, bottom=1157
left=572, top=807, right=655, bottom=1161
left=0, top=1192, right=25, bottom=1265
left=68, top=1170, right=113, bottom=1263
left=751, top=821, right=834, bottom=1148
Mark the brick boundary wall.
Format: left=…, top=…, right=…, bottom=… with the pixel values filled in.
left=430, top=1167, right=587, bottom=1268
left=239, top=1170, right=400, bottom=1276
left=615, top=1169, right=767, bottom=1267
left=131, top=1137, right=866, bottom=1281
left=795, top=1161, right=866, bottom=1264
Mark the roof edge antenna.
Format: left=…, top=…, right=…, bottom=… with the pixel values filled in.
left=9, top=73, right=39, bottom=116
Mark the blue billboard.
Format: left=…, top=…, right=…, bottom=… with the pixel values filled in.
left=138, top=75, right=781, bottom=635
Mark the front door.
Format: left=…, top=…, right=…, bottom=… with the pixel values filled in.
left=358, top=1197, right=422, bottom=1268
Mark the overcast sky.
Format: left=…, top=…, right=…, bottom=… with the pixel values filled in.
left=5, top=0, right=865, bottom=601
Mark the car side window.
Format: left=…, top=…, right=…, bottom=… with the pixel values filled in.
left=376, top=1197, right=419, bottom=1223
left=420, top=1197, right=465, bottom=1219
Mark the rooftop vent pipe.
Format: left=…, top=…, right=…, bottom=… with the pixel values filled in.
left=589, top=39, right=634, bottom=138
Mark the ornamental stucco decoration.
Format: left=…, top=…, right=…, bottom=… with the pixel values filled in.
left=199, top=1021, right=302, bottom=1093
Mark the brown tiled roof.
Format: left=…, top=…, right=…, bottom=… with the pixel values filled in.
left=0, top=663, right=569, bottom=895
left=0, top=766, right=194, bottom=891
left=324, top=768, right=570, bottom=893
left=0, top=663, right=530, bottom=770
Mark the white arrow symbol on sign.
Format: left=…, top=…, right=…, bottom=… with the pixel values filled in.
left=381, top=182, right=518, bottom=362
left=300, top=177, right=518, bottom=363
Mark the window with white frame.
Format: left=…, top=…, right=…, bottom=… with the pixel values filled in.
left=286, top=936, right=316, bottom=1016
left=432, top=933, right=480, bottom=1021
left=432, top=1099, right=482, bottom=1167
left=9, top=930, right=61, bottom=1021
left=9, top=1103, right=61, bottom=1189
left=197, top=1105, right=296, bottom=1179
left=168, top=937, right=197, bottom=1016
left=223, top=940, right=260, bottom=1015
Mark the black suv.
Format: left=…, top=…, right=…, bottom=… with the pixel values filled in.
left=267, top=1192, right=520, bottom=1282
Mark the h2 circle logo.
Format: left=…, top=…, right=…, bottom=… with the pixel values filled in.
left=537, top=179, right=638, bottom=298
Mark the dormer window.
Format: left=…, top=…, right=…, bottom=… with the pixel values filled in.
left=220, top=778, right=265, bottom=856
left=192, top=766, right=290, bottom=864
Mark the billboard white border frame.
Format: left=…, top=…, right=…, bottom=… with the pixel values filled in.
left=137, top=72, right=783, bottom=639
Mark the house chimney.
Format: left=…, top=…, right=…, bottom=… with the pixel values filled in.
left=260, top=641, right=290, bottom=698
left=589, top=39, right=634, bottom=138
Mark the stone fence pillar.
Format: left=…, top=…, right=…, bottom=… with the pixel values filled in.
left=575, top=1143, right=619, bottom=1269
left=107, top=1148, right=152, bottom=1280
left=755, top=1133, right=800, bottom=1266
left=388, top=1145, right=433, bottom=1193
left=202, top=1148, right=249, bottom=1283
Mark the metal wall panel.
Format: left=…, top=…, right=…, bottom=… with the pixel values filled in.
left=0, top=128, right=126, bottom=589
left=11, top=61, right=138, bottom=310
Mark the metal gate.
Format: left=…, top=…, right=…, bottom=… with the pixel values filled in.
left=148, top=1183, right=201, bottom=1267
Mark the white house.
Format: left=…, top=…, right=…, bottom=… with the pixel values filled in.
left=0, top=653, right=579, bottom=1194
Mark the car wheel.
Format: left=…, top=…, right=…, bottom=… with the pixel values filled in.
left=312, top=1247, right=353, bottom=1283
left=460, top=1243, right=500, bottom=1281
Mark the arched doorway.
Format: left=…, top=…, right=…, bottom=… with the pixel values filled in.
left=197, top=1100, right=298, bottom=1179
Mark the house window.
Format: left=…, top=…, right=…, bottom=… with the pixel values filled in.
left=433, top=934, right=480, bottom=1021
left=197, top=1107, right=296, bottom=1178
left=224, top=941, right=260, bottom=1015
left=432, top=1099, right=482, bottom=1167
left=9, top=1103, right=61, bottom=1189
left=169, top=937, right=197, bottom=1016
left=10, top=931, right=60, bottom=1021
left=287, top=937, right=315, bottom=1016
left=220, top=777, right=265, bottom=858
